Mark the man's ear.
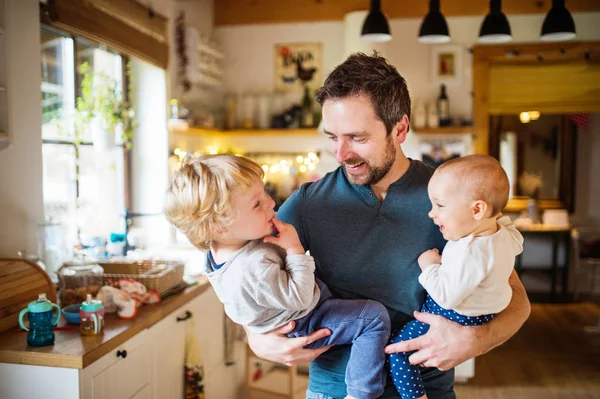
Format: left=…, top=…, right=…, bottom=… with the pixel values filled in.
left=472, top=200, right=489, bottom=220
left=392, top=114, right=410, bottom=144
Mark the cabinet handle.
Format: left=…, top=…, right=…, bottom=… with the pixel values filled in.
left=116, top=350, right=127, bottom=358
left=176, top=310, right=192, bottom=322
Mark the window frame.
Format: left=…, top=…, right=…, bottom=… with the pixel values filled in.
left=40, top=24, right=132, bottom=210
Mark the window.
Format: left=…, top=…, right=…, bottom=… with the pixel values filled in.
left=41, top=28, right=127, bottom=252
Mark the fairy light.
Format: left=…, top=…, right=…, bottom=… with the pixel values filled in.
left=296, top=155, right=304, bottom=164
left=205, top=145, right=220, bottom=154
left=308, top=163, right=316, bottom=171
left=261, top=164, right=269, bottom=172
left=299, top=165, right=308, bottom=173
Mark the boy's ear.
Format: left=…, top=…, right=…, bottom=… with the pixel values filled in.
left=472, top=200, right=488, bottom=220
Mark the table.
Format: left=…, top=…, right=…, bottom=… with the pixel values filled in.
left=515, top=224, right=571, bottom=301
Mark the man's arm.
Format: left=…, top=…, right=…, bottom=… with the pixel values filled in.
left=385, top=270, right=530, bottom=370
left=245, top=321, right=332, bottom=366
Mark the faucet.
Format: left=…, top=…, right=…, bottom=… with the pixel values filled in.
left=120, top=208, right=162, bottom=255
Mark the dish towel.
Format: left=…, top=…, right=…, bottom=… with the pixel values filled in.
left=185, top=315, right=206, bottom=399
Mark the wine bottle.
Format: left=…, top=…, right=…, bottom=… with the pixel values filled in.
left=437, top=84, right=450, bottom=127
left=301, top=85, right=314, bottom=128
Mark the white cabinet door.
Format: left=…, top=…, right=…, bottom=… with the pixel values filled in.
left=148, top=305, right=188, bottom=399
left=187, top=288, right=225, bottom=375
left=187, top=288, right=245, bottom=399
left=81, top=329, right=151, bottom=399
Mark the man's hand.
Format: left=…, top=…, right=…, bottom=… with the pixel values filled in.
left=418, top=249, right=441, bottom=270
left=247, top=320, right=332, bottom=366
left=263, top=218, right=305, bottom=255
left=384, top=311, right=482, bottom=371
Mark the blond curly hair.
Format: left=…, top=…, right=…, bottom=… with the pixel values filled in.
left=165, top=154, right=264, bottom=250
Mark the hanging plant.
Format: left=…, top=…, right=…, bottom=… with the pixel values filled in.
left=75, top=62, right=137, bottom=149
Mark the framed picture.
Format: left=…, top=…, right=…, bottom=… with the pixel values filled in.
left=431, top=45, right=462, bottom=86
left=274, top=42, right=322, bottom=92
left=418, top=134, right=473, bottom=169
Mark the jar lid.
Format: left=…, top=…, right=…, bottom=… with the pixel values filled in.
left=81, top=294, right=104, bottom=312
left=27, top=293, right=55, bottom=313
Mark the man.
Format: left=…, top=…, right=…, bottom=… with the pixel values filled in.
left=247, top=52, right=531, bottom=398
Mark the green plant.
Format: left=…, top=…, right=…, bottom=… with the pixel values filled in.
left=75, top=62, right=137, bottom=148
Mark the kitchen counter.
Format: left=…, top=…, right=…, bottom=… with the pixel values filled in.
left=0, top=276, right=210, bottom=369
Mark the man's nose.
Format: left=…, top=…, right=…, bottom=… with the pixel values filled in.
left=335, top=140, right=352, bottom=163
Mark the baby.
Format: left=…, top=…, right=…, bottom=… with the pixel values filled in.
left=388, top=155, right=524, bottom=399
left=165, top=154, right=391, bottom=399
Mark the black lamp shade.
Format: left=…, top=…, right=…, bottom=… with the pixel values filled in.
left=418, top=9, right=450, bottom=43
left=478, top=0, right=512, bottom=43
left=541, top=0, right=576, bottom=41
left=361, top=0, right=392, bottom=42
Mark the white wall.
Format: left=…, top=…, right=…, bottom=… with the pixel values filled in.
left=216, top=13, right=600, bottom=122
left=0, top=0, right=43, bottom=257
left=130, top=58, right=171, bottom=248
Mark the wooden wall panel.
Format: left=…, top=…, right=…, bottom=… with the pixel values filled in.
left=489, top=63, right=600, bottom=114
left=215, top=0, right=600, bottom=26
left=46, top=0, right=168, bottom=69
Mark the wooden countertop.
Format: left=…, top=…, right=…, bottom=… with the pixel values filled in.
left=0, top=276, right=210, bottom=369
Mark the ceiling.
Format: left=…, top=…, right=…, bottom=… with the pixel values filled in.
left=214, top=0, right=600, bottom=26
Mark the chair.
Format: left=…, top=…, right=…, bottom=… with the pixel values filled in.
left=571, top=227, right=600, bottom=333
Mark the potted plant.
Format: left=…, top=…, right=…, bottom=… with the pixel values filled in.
left=75, top=62, right=137, bottom=150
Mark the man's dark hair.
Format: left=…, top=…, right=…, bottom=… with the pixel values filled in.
left=316, top=52, right=411, bottom=135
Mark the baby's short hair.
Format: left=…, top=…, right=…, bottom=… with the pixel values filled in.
left=435, top=154, right=509, bottom=216
left=164, top=154, right=264, bottom=250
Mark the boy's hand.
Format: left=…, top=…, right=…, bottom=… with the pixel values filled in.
left=418, top=249, right=441, bottom=270
left=263, top=218, right=305, bottom=255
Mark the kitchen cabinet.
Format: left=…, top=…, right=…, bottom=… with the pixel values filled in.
left=188, top=286, right=246, bottom=398
left=0, top=285, right=245, bottom=399
left=80, top=329, right=152, bottom=399
left=148, top=301, right=187, bottom=399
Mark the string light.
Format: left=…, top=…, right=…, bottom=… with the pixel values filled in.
left=170, top=147, right=320, bottom=178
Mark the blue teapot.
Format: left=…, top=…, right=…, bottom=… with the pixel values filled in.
left=19, top=293, right=61, bottom=347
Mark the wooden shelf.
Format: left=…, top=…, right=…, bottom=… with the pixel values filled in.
left=175, top=126, right=320, bottom=137
left=412, top=126, right=473, bottom=134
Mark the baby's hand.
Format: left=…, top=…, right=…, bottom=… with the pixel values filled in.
left=418, top=248, right=441, bottom=270
left=263, top=218, right=305, bottom=255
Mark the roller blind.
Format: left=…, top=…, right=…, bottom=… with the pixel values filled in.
left=45, top=0, right=168, bottom=69
left=489, top=62, right=600, bottom=114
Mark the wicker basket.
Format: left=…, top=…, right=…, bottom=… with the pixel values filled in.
left=98, top=260, right=185, bottom=298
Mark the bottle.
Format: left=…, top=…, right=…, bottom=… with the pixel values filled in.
left=427, top=101, right=439, bottom=128
left=18, top=293, right=61, bottom=347
left=301, top=86, right=314, bottom=128
left=79, top=294, right=105, bottom=336
left=437, top=84, right=450, bottom=127
left=413, top=100, right=426, bottom=130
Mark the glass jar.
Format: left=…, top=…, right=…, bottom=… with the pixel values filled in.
left=58, top=260, right=104, bottom=307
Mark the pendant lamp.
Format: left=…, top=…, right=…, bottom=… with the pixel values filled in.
left=418, top=0, right=450, bottom=44
left=478, top=0, right=512, bottom=43
left=541, top=0, right=576, bottom=41
left=361, top=0, right=392, bottom=42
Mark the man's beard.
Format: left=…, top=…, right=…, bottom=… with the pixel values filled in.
left=344, top=136, right=396, bottom=186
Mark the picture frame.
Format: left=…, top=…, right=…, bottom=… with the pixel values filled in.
left=431, top=45, right=462, bottom=86
left=274, top=42, right=322, bottom=92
